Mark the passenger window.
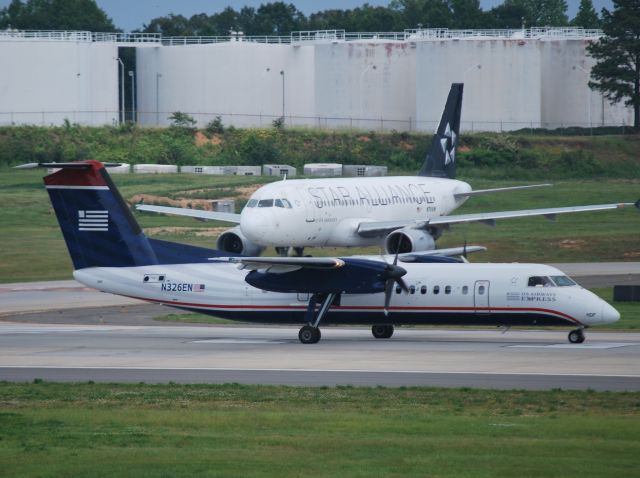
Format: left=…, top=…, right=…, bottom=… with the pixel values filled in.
left=396, top=286, right=401, bottom=294
left=420, top=285, right=427, bottom=295
left=478, top=285, right=485, bottom=295
left=445, top=285, right=451, bottom=294
left=462, top=286, right=468, bottom=295
left=246, top=199, right=258, bottom=208
left=409, top=286, right=416, bottom=295
left=258, top=199, right=273, bottom=208
left=433, top=286, right=440, bottom=295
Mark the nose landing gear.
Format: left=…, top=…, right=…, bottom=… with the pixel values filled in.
left=568, top=328, right=585, bottom=344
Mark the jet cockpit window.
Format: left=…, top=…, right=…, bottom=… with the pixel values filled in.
left=281, top=199, right=292, bottom=208
left=258, top=199, right=274, bottom=208
left=246, top=199, right=258, bottom=208
left=528, top=276, right=553, bottom=287
left=275, top=199, right=284, bottom=208
left=550, top=276, right=577, bottom=287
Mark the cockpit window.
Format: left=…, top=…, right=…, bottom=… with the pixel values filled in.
left=258, top=199, right=274, bottom=208
left=528, top=276, right=553, bottom=287
left=246, top=199, right=258, bottom=208
left=281, top=198, right=292, bottom=208
left=550, top=276, right=577, bottom=287
left=274, top=199, right=284, bottom=208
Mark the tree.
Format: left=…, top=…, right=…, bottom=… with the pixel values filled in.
left=0, top=0, right=117, bottom=31
left=587, top=0, right=640, bottom=128
left=571, top=0, right=600, bottom=29
left=492, top=0, right=568, bottom=28
left=389, top=0, right=453, bottom=29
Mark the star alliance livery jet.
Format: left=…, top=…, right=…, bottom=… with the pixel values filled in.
left=28, top=160, right=620, bottom=344
left=137, top=83, right=637, bottom=257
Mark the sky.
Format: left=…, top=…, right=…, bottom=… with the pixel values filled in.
left=0, top=0, right=615, bottom=32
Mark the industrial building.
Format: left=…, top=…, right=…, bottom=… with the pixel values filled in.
left=263, top=164, right=297, bottom=177
left=343, top=165, right=388, bottom=177
left=0, top=28, right=633, bottom=132
left=304, top=163, right=343, bottom=177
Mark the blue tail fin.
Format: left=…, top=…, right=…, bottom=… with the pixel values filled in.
left=44, top=161, right=159, bottom=269
left=419, top=83, right=463, bottom=179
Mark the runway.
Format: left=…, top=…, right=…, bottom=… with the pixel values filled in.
left=0, top=323, right=639, bottom=390
left=1, top=263, right=639, bottom=391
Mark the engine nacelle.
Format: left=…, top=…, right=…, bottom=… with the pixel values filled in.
left=217, top=226, right=265, bottom=256
left=384, top=228, right=436, bottom=254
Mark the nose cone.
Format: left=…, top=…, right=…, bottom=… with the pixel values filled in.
left=241, top=209, right=271, bottom=243
left=601, top=302, right=620, bottom=324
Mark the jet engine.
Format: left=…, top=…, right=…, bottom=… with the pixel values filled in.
left=217, top=226, right=265, bottom=256
left=384, top=228, right=436, bottom=254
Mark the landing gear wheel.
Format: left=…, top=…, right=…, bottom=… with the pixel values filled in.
left=372, top=325, right=394, bottom=339
left=299, top=325, right=321, bottom=344
left=568, top=328, right=585, bottom=344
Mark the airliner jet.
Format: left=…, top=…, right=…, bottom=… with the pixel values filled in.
left=137, top=83, right=636, bottom=256
left=30, top=160, right=619, bottom=344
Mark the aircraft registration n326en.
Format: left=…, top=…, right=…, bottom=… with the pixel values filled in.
left=136, top=83, right=638, bottom=256
left=25, top=160, right=621, bottom=345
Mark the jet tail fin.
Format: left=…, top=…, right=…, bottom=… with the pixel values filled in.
left=38, top=161, right=159, bottom=269
left=418, top=83, right=463, bottom=179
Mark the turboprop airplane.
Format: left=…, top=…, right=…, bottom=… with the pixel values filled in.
left=136, top=83, right=636, bottom=257
left=29, top=160, right=620, bottom=344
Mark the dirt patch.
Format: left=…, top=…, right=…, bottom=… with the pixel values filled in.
left=129, top=194, right=215, bottom=210
left=194, top=132, right=223, bottom=146
left=357, top=135, right=371, bottom=142
left=558, top=239, right=588, bottom=250
left=144, top=226, right=227, bottom=237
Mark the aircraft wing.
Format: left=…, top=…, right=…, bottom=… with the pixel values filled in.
left=135, top=204, right=241, bottom=224
left=228, top=256, right=345, bottom=274
left=357, top=201, right=638, bottom=236
left=453, top=183, right=552, bottom=199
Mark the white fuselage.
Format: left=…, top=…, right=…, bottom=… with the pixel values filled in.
left=74, top=261, right=619, bottom=328
left=240, top=176, right=472, bottom=247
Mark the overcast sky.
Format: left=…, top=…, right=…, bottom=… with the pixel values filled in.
left=0, top=0, right=615, bottom=32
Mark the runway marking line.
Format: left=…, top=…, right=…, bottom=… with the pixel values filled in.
left=1, top=366, right=639, bottom=378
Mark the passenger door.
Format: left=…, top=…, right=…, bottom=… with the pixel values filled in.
left=474, top=280, right=490, bottom=313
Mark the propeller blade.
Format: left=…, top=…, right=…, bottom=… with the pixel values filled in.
left=397, top=277, right=409, bottom=294
left=383, top=279, right=393, bottom=316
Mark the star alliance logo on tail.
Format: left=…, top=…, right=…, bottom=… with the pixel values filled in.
left=78, top=210, right=109, bottom=231
left=440, top=122, right=457, bottom=166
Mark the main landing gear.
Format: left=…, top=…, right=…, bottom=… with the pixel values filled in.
left=298, top=292, right=338, bottom=344
left=568, top=327, right=586, bottom=344
left=372, top=325, right=394, bottom=339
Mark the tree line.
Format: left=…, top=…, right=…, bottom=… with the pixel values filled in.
left=0, top=0, right=603, bottom=34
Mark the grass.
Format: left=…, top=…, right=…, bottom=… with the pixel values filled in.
left=1, top=170, right=639, bottom=283
left=0, top=382, right=639, bottom=477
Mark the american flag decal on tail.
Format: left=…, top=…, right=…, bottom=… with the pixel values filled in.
left=78, top=210, right=109, bottom=231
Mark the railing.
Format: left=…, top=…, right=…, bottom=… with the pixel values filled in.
left=0, top=29, right=161, bottom=43
left=0, top=109, right=630, bottom=135
left=0, top=28, right=603, bottom=45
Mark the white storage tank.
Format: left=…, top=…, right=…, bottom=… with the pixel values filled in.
left=108, top=163, right=130, bottom=174
left=304, top=163, right=343, bottom=177
left=181, top=165, right=230, bottom=174
left=343, top=165, right=387, bottom=177
left=235, top=166, right=261, bottom=176
left=133, top=164, right=178, bottom=174
left=263, top=164, right=297, bottom=177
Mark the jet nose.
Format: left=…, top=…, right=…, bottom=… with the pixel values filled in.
left=241, top=209, right=271, bottom=243
left=601, top=302, right=620, bottom=324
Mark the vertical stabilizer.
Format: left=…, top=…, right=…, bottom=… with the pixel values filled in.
left=43, top=161, right=158, bottom=269
left=418, top=83, right=463, bottom=179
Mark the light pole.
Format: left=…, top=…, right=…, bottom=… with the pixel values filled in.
left=279, top=70, right=285, bottom=124
left=156, top=73, right=162, bottom=126
left=128, top=70, right=136, bottom=123
left=573, top=64, right=592, bottom=133
left=116, top=58, right=124, bottom=124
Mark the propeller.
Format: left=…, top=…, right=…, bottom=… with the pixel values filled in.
left=383, top=250, right=409, bottom=316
